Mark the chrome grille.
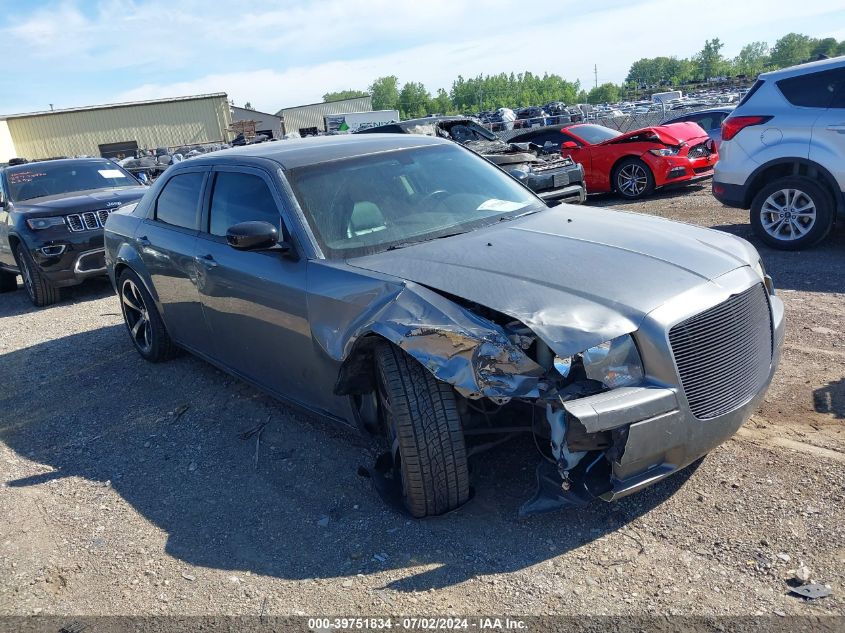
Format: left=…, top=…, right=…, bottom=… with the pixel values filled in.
left=66, top=214, right=84, bottom=231
left=669, top=284, right=772, bottom=419
left=66, top=209, right=112, bottom=232
left=687, top=142, right=712, bottom=159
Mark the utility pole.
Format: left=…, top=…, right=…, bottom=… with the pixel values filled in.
left=594, top=65, right=598, bottom=89
left=49, top=104, right=54, bottom=111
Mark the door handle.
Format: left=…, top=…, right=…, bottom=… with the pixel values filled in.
left=827, top=125, right=845, bottom=133
left=197, top=253, right=218, bottom=268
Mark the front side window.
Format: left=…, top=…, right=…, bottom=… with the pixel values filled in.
left=208, top=172, right=280, bottom=237
left=5, top=160, right=139, bottom=202
left=286, top=143, right=544, bottom=259
left=155, top=172, right=204, bottom=230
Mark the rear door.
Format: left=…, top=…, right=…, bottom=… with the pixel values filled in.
left=194, top=166, right=315, bottom=403
left=137, top=167, right=212, bottom=352
left=808, top=67, right=845, bottom=194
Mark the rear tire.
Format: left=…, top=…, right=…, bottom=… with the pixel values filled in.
left=0, top=268, right=17, bottom=293
left=750, top=177, right=834, bottom=250
left=118, top=268, right=177, bottom=362
left=15, top=244, right=60, bottom=307
left=374, top=341, right=470, bottom=517
left=613, top=157, right=655, bottom=199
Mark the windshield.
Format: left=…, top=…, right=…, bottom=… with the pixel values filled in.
left=5, top=160, right=139, bottom=202
left=571, top=125, right=622, bottom=145
left=286, top=143, right=544, bottom=258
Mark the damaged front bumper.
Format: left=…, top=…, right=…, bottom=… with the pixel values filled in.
left=521, top=269, right=785, bottom=515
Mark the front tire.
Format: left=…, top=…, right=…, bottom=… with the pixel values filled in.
left=15, top=244, right=60, bottom=307
left=118, top=269, right=177, bottom=362
left=750, top=177, right=834, bottom=250
left=613, top=157, right=655, bottom=200
left=374, top=341, right=470, bottom=517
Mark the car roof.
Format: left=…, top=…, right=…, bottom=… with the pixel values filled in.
left=184, top=133, right=451, bottom=170
left=759, top=54, right=845, bottom=80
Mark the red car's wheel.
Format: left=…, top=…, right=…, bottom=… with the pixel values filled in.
left=613, top=158, right=655, bottom=200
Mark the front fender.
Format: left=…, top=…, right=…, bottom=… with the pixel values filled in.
left=307, top=261, right=544, bottom=399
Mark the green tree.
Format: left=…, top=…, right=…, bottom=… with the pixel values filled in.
left=243, top=101, right=254, bottom=110
left=770, top=33, right=814, bottom=68
left=734, top=41, right=770, bottom=78
left=695, top=38, right=729, bottom=79
left=322, top=89, right=368, bottom=102
left=587, top=83, right=621, bottom=104
left=811, top=37, right=839, bottom=58
left=430, top=88, right=453, bottom=115
left=398, top=82, right=431, bottom=118
left=369, top=76, right=400, bottom=111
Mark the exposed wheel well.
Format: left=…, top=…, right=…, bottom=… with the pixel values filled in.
left=113, top=262, right=129, bottom=282
left=334, top=333, right=384, bottom=397
left=745, top=159, right=841, bottom=214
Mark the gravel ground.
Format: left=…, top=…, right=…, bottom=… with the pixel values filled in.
left=1, top=184, right=844, bottom=619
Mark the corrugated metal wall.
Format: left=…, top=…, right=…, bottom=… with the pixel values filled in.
left=279, top=96, right=373, bottom=134
left=6, top=95, right=232, bottom=159
left=0, top=121, right=16, bottom=163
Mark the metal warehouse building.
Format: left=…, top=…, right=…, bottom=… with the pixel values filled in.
left=277, top=95, right=372, bottom=136
left=0, top=93, right=233, bottom=162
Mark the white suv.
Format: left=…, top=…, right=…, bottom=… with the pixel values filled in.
left=713, top=56, right=845, bottom=250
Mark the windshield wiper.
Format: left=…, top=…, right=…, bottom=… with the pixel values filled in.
left=386, top=230, right=469, bottom=251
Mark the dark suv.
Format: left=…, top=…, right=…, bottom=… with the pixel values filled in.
left=0, top=158, right=147, bottom=306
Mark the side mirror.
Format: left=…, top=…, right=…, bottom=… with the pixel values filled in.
left=226, top=221, right=290, bottom=253
left=561, top=141, right=578, bottom=150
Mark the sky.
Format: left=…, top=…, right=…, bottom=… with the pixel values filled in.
left=1, top=0, right=844, bottom=115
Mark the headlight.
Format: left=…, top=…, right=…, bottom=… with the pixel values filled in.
left=581, top=335, right=644, bottom=388
left=752, top=258, right=775, bottom=295
left=648, top=148, right=679, bottom=157
left=27, top=216, right=66, bottom=230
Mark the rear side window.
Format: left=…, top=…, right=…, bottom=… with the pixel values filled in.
left=737, top=80, right=764, bottom=107
left=777, top=69, right=845, bottom=108
left=209, top=172, right=280, bottom=237
left=155, top=172, right=204, bottom=229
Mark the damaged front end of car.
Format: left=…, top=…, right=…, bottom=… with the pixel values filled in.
left=324, top=280, right=676, bottom=516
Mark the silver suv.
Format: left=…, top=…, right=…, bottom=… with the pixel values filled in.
left=713, top=56, right=845, bottom=250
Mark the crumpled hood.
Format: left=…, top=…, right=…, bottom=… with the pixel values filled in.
left=601, top=121, right=709, bottom=146
left=13, top=187, right=146, bottom=216
left=347, top=205, right=757, bottom=356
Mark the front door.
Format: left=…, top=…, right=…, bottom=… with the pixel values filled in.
left=137, top=168, right=211, bottom=352
left=809, top=68, right=845, bottom=195
left=194, top=167, right=315, bottom=404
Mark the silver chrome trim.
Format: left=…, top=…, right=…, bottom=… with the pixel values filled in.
left=66, top=208, right=115, bottom=232
left=73, top=248, right=107, bottom=275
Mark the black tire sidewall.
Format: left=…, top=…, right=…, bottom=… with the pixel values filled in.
left=614, top=158, right=655, bottom=199
left=118, top=269, right=174, bottom=362
left=15, top=244, right=58, bottom=307
left=750, top=177, right=834, bottom=250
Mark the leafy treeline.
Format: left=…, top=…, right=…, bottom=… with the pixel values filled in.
left=322, top=32, right=843, bottom=116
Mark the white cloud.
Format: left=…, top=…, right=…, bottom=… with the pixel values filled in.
left=4, top=0, right=844, bottom=113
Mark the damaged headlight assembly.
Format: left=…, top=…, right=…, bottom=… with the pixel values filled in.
left=555, top=334, right=644, bottom=388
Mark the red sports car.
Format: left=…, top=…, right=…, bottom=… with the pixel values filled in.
left=557, top=122, right=718, bottom=199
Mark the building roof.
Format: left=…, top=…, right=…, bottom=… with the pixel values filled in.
left=231, top=105, right=283, bottom=121
left=1, top=93, right=229, bottom=120
left=275, top=95, right=372, bottom=116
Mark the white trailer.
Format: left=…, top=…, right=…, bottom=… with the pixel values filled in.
left=325, top=110, right=400, bottom=133
left=651, top=90, right=682, bottom=104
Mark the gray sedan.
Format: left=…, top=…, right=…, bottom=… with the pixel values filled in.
left=104, top=134, right=783, bottom=517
